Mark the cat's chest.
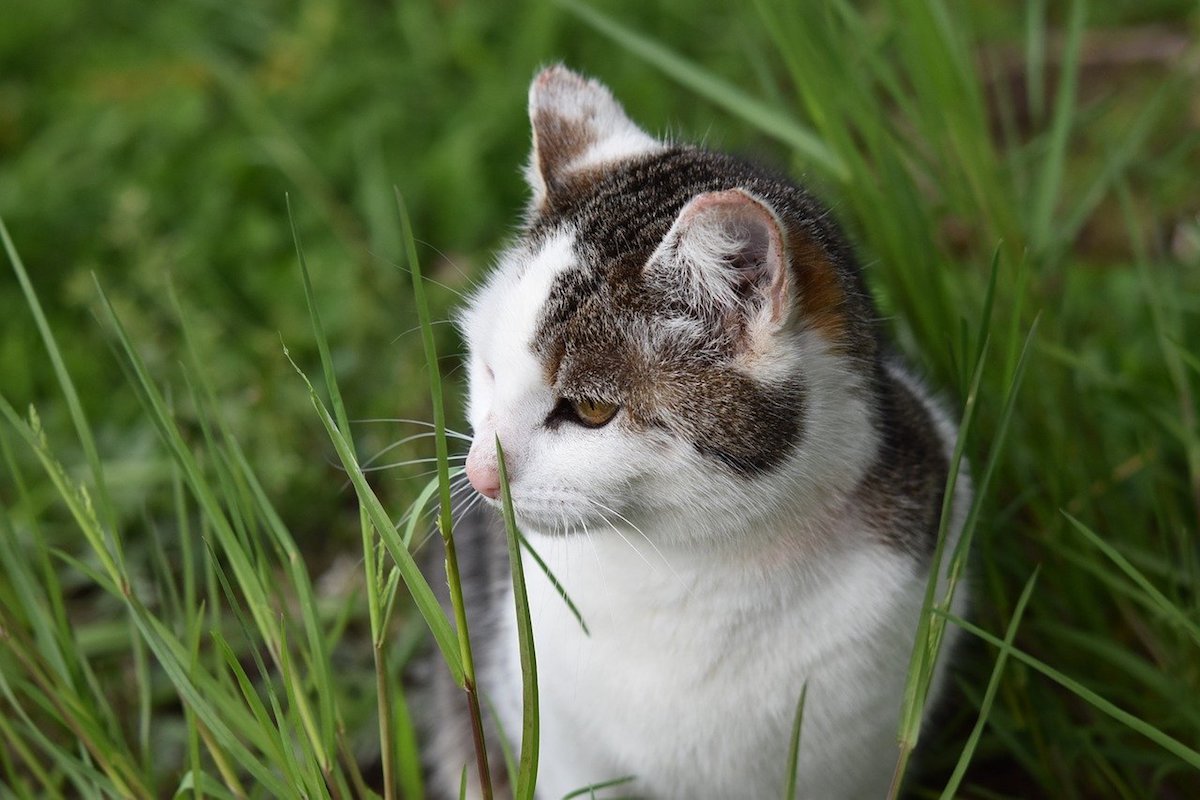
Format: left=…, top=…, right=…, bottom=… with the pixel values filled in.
left=488, top=530, right=918, bottom=799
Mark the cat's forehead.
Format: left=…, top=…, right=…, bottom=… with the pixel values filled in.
left=531, top=147, right=747, bottom=269
left=463, top=228, right=579, bottom=384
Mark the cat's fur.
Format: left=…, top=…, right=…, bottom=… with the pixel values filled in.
left=425, top=65, right=968, bottom=800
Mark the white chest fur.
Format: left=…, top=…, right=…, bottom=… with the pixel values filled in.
left=486, top=517, right=952, bottom=800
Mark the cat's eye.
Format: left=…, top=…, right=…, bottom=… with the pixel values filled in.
left=570, top=397, right=619, bottom=428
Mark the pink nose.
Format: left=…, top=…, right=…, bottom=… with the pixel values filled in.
left=465, top=442, right=504, bottom=500
left=466, top=460, right=500, bottom=500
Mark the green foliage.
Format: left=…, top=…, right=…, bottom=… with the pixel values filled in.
left=2, top=0, right=1199, bottom=797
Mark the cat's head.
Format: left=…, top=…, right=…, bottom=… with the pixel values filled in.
left=458, top=65, right=882, bottom=543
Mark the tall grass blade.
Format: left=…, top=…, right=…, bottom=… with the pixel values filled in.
left=518, top=532, right=590, bottom=637
left=558, top=0, right=847, bottom=181
left=891, top=334, right=990, bottom=791
left=941, top=610, right=1200, bottom=770
left=1062, top=513, right=1200, bottom=646
left=402, top=470, right=465, bottom=548
left=94, top=278, right=336, bottom=775
left=1029, top=0, right=1085, bottom=254
left=939, top=569, right=1039, bottom=798
left=1025, top=0, right=1047, bottom=124
left=496, top=438, right=538, bottom=799
left=783, top=682, right=808, bottom=800
left=893, top=306, right=1039, bottom=798
left=0, top=217, right=119, bottom=552
left=560, top=775, right=638, bottom=799
left=287, top=197, right=392, bottom=796
left=284, top=348, right=463, bottom=680
left=397, top=188, right=492, bottom=797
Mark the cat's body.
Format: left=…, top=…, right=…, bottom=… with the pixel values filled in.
left=425, top=66, right=968, bottom=800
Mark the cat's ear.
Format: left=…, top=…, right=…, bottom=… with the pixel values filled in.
left=650, top=189, right=795, bottom=332
left=526, top=65, right=660, bottom=208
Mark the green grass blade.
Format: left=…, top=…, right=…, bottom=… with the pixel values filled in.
left=174, top=276, right=340, bottom=767
left=497, top=438, right=538, bottom=799
left=0, top=217, right=119, bottom=555
left=1062, top=512, right=1200, bottom=647
left=1028, top=0, right=1085, bottom=254
left=393, top=681, right=426, bottom=800
left=0, top=704, right=60, bottom=799
left=288, top=194, right=352, bottom=439
left=0, top=671, right=115, bottom=799
left=517, top=532, right=589, bottom=637
left=1024, top=0, right=1047, bottom=124
left=92, top=281, right=281, bottom=649
left=939, top=568, right=1039, bottom=799
left=402, top=469, right=465, bottom=548
left=941, top=610, right=1200, bottom=770
left=0, top=501, right=75, bottom=690
left=482, top=691, right=519, bottom=787
left=210, top=632, right=286, bottom=766
left=126, top=595, right=292, bottom=795
left=948, top=316, right=1041, bottom=574
left=560, top=775, right=638, bottom=799
left=0, top=397, right=124, bottom=590
left=894, top=334, right=989, bottom=752
left=397, top=188, right=492, bottom=796
left=396, top=190, right=455, bottom=554
left=284, top=345, right=464, bottom=682
left=284, top=203, right=396, bottom=794
left=558, top=0, right=847, bottom=181
left=783, top=682, right=808, bottom=800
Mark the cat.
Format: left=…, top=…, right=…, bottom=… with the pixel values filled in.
left=425, top=64, right=969, bottom=800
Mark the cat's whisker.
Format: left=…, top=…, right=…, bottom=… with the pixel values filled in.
left=349, top=418, right=473, bottom=442
left=360, top=454, right=468, bottom=475
left=359, top=431, right=453, bottom=472
left=407, top=478, right=477, bottom=528
left=412, top=238, right=485, bottom=295
left=334, top=450, right=466, bottom=491
left=390, top=318, right=457, bottom=345
left=367, top=246, right=471, bottom=300
left=579, top=521, right=614, bottom=627
left=449, top=482, right=478, bottom=509
left=391, top=475, right=474, bottom=533
left=586, top=497, right=681, bottom=580
left=581, top=500, right=661, bottom=575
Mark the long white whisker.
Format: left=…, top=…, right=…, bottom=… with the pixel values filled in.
left=390, top=318, right=457, bottom=344
left=588, top=497, right=687, bottom=591
left=392, top=475, right=471, bottom=530
left=579, top=516, right=613, bottom=627
left=367, top=245, right=470, bottom=300
left=350, top=418, right=473, bottom=441
left=359, top=431, right=451, bottom=470
left=360, top=455, right=467, bottom=475
left=582, top=499, right=659, bottom=574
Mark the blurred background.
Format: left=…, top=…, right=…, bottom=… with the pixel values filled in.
left=2, top=0, right=1199, bottom=797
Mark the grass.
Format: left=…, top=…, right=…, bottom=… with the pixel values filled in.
left=2, top=0, right=1199, bottom=797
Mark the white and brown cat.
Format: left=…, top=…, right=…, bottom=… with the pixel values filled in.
left=426, top=65, right=968, bottom=800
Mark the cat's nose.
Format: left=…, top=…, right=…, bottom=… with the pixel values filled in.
left=465, top=439, right=509, bottom=500
left=466, top=460, right=500, bottom=500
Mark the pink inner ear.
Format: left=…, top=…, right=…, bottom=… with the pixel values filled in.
left=676, top=190, right=791, bottom=324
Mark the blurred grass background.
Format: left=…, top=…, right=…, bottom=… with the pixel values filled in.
left=2, top=0, right=1199, bottom=797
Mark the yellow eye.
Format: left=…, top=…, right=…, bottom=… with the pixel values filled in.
left=571, top=397, right=620, bottom=427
